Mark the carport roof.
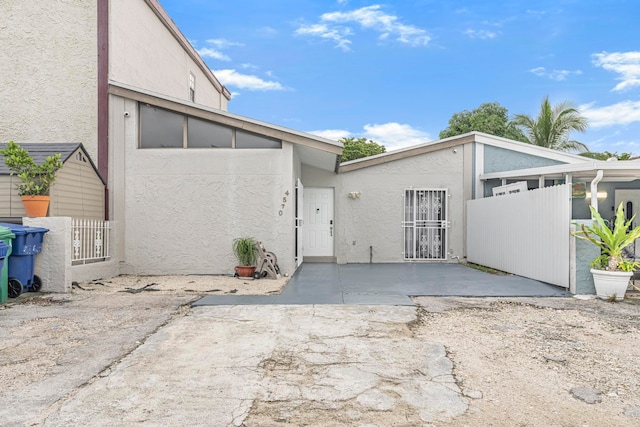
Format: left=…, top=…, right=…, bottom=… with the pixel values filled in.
left=480, top=159, right=640, bottom=182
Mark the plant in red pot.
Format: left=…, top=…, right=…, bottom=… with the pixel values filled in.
left=1, top=141, right=62, bottom=217
left=232, top=237, right=258, bottom=278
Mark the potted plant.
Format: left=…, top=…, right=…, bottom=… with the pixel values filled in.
left=232, top=237, right=258, bottom=278
left=573, top=203, right=640, bottom=300
left=1, top=141, right=63, bottom=217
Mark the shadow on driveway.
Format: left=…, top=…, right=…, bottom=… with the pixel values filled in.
left=194, top=263, right=569, bottom=307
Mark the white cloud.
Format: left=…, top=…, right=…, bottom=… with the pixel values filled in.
left=212, top=69, right=285, bottom=91
left=258, top=26, right=278, bottom=36
left=308, top=129, right=351, bottom=140
left=311, top=123, right=430, bottom=151
left=592, top=51, right=640, bottom=91
left=295, top=5, right=430, bottom=50
left=464, top=29, right=497, bottom=39
left=580, top=101, right=640, bottom=127
left=196, top=39, right=242, bottom=62
left=530, top=66, right=582, bottom=81
left=197, top=47, right=230, bottom=62
left=526, top=9, right=546, bottom=17
left=295, top=24, right=353, bottom=51
left=205, top=38, right=243, bottom=49
left=363, top=122, right=431, bottom=151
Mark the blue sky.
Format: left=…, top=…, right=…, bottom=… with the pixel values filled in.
left=160, top=0, right=640, bottom=154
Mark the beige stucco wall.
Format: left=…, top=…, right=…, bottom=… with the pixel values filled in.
left=109, top=96, right=297, bottom=276
left=303, top=144, right=470, bottom=263
left=110, top=0, right=227, bottom=110
left=0, top=0, right=98, bottom=159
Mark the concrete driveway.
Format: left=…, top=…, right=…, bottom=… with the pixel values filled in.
left=195, top=263, right=569, bottom=306
left=30, top=304, right=469, bottom=426
left=2, top=280, right=637, bottom=426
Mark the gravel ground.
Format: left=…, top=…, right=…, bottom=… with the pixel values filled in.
left=71, top=273, right=289, bottom=295
left=414, top=296, right=640, bottom=427
left=1, top=275, right=640, bottom=426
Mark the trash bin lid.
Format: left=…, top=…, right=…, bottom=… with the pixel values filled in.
left=0, top=225, right=16, bottom=240
left=0, top=241, right=8, bottom=258
left=0, top=223, right=48, bottom=235
left=0, top=222, right=25, bottom=235
left=20, top=226, right=49, bottom=234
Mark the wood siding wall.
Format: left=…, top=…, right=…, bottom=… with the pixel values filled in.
left=50, top=149, right=105, bottom=219
left=0, top=176, right=25, bottom=217
left=0, top=148, right=105, bottom=219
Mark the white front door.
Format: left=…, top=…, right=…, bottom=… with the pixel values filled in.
left=615, top=189, right=640, bottom=258
left=303, top=188, right=334, bottom=257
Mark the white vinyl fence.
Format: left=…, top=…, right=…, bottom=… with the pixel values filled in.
left=467, top=184, right=571, bottom=288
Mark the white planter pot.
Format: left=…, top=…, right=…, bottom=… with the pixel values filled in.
left=590, top=269, right=632, bottom=301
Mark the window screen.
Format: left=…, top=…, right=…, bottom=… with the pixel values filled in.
left=236, top=130, right=281, bottom=149
left=187, top=117, right=233, bottom=148
left=140, top=104, right=184, bottom=148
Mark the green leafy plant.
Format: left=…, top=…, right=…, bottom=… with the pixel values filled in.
left=1, top=141, right=63, bottom=196
left=573, top=203, right=640, bottom=271
left=232, top=237, right=257, bottom=266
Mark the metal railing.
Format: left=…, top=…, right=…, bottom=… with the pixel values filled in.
left=72, top=219, right=111, bottom=265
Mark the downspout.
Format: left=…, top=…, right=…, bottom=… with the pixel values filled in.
left=590, top=170, right=604, bottom=216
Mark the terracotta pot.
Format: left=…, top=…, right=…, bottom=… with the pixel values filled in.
left=235, top=265, right=256, bottom=278
left=21, top=195, right=50, bottom=217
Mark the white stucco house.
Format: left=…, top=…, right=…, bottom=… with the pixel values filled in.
left=3, top=0, right=640, bottom=294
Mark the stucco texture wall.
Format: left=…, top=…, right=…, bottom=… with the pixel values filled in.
left=110, top=97, right=296, bottom=275
left=110, top=0, right=225, bottom=110
left=0, top=0, right=98, bottom=159
left=483, top=145, right=564, bottom=174
left=304, top=146, right=467, bottom=263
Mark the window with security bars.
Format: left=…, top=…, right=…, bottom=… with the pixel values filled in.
left=403, top=189, right=448, bottom=260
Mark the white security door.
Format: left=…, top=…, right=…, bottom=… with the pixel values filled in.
left=295, top=179, right=304, bottom=267
left=615, top=189, right=640, bottom=258
left=403, top=188, right=448, bottom=260
left=303, top=188, right=334, bottom=257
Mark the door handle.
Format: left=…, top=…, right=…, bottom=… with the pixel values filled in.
left=330, top=226, right=333, bottom=237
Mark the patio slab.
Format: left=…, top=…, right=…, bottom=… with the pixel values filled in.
left=194, top=263, right=569, bottom=306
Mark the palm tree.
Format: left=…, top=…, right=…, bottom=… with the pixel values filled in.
left=512, top=96, right=589, bottom=152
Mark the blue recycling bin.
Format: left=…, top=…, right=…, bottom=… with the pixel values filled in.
left=0, top=223, right=49, bottom=297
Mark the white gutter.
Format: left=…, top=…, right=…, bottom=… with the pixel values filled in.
left=590, top=170, right=604, bottom=215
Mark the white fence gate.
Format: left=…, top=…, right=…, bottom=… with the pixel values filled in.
left=467, top=184, right=571, bottom=288
left=403, top=188, right=448, bottom=260
left=72, top=219, right=111, bottom=265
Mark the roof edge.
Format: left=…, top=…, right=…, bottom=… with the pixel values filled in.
left=108, top=81, right=342, bottom=155
left=144, top=0, right=232, bottom=101
left=339, top=131, right=590, bottom=173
